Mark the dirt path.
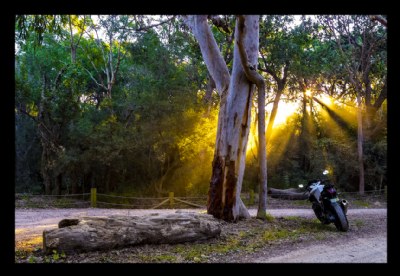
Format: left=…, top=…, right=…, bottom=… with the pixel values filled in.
left=15, top=208, right=387, bottom=263
left=255, top=235, right=387, bottom=263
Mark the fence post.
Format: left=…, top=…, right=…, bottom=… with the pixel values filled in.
left=249, top=189, right=255, bottom=205
left=91, top=188, right=97, bottom=208
left=169, top=192, right=174, bottom=209
left=384, top=185, right=387, bottom=201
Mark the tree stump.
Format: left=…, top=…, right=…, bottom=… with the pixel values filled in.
left=43, top=211, right=221, bottom=254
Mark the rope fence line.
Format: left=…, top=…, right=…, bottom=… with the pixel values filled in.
left=96, top=193, right=169, bottom=200
left=16, top=189, right=385, bottom=198
left=96, top=201, right=157, bottom=207
left=16, top=193, right=91, bottom=197
left=15, top=187, right=386, bottom=209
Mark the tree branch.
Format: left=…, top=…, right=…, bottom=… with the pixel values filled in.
left=208, top=15, right=232, bottom=34
left=369, top=15, right=387, bottom=27
left=83, top=67, right=107, bottom=91
left=373, top=78, right=387, bottom=110
left=258, top=51, right=279, bottom=83
left=120, top=16, right=176, bottom=32
left=182, top=15, right=230, bottom=97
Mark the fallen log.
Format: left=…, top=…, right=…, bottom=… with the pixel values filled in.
left=268, top=187, right=309, bottom=200
left=43, top=210, right=221, bottom=254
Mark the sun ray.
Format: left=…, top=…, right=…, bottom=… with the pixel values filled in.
left=269, top=100, right=299, bottom=128
left=267, top=113, right=299, bottom=162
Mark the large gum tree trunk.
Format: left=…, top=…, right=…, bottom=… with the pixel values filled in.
left=184, top=15, right=259, bottom=221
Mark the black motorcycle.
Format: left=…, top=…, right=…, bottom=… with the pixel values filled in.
left=304, top=170, right=349, bottom=232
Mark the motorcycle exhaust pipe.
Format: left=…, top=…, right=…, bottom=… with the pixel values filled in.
left=340, top=199, right=348, bottom=214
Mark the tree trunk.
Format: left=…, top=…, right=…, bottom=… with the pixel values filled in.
left=41, top=149, right=52, bottom=195
left=71, top=174, right=78, bottom=194
left=43, top=211, right=221, bottom=254
left=55, top=173, right=62, bottom=195
left=266, top=86, right=283, bottom=145
left=184, top=15, right=258, bottom=221
left=216, top=16, right=259, bottom=221
left=236, top=16, right=267, bottom=220
left=357, top=91, right=365, bottom=194
left=300, top=90, right=311, bottom=174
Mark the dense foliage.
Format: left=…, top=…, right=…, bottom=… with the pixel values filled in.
left=15, top=15, right=386, bottom=195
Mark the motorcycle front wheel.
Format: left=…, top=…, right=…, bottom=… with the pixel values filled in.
left=312, top=203, right=328, bottom=223
left=331, top=202, right=349, bottom=232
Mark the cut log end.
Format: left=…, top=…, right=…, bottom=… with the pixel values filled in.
left=58, top=219, right=80, bottom=228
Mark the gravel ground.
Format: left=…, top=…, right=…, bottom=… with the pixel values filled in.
left=15, top=207, right=387, bottom=263
left=256, top=235, right=387, bottom=263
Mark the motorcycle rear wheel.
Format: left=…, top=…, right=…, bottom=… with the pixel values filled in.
left=331, top=202, right=349, bottom=232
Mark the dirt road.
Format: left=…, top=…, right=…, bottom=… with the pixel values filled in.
left=255, top=234, right=386, bottom=263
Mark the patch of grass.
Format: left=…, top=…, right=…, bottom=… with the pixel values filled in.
left=138, top=253, right=178, bottom=263
left=298, top=219, right=333, bottom=232
left=54, top=198, right=74, bottom=208
left=168, top=216, right=337, bottom=263
left=284, top=216, right=302, bottom=221
left=353, top=219, right=364, bottom=227
left=28, top=255, right=37, bottom=263
left=265, top=213, right=275, bottom=222
left=24, top=202, right=42, bottom=208
left=21, top=194, right=31, bottom=201
left=262, top=228, right=292, bottom=242
left=171, top=232, right=257, bottom=262
left=352, top=200, right=370, bottom=208
left=293, top=200, right=310, bottom=206
left=15, top=249, right=28, bottom=259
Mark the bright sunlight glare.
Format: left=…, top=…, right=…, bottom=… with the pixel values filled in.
left=271, top=101, right=298, bottom=127
left=319, top=94, right=334, bottom=106
left=305, top=89, right=312, bottom=97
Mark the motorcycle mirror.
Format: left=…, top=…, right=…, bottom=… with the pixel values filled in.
left=323, top=170, right=329, bottom=175
left=298, top=184, right=304, bottom=188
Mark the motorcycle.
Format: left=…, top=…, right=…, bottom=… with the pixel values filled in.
left=302, top=170, right=349, bottom=232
